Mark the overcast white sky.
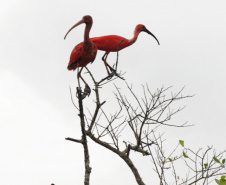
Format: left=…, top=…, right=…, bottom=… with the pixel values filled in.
left=1, top=0, right=226, bottom=185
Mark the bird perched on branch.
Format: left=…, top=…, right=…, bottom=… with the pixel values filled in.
left=90, top=24, right=160, bottom=76
left=64, top=15, right=97, bottom=97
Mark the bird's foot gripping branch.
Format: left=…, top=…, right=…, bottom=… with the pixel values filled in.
left=76, top=85, right=91, bottom=100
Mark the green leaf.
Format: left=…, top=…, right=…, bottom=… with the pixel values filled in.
left=183, top=151, right=188, bottom=158
left=216, top=176, right=226, bottom=185
left=169, top=158, right=173, bottom=162
left=204, top=163, right=208, bottom=169
left=179, top=140, right=184, bottom=147
left=213, top=156, right=220, bottom=163
left=215, top=179, right=220, bottom=185
left=219, top=180, right=226, bottom=185
left=222, top=159, right=225, bottom=164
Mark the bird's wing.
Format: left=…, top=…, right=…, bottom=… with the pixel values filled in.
left=67, top=42, right=83, bottom=70
left=91, top=35, right=126, bottom=52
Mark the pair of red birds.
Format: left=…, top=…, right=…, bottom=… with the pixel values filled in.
left=64, top=15, right=160, bottom=96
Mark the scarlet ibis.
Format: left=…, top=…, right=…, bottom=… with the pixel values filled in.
left=64, top=15, right=97, bottom=97
left=90, top=24, right=160, bottom=75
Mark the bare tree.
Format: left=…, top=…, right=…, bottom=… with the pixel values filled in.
left=147, top=135, right=226, bottom=185
left=66, top=88, right=91, bottom=185
left=65, top=69, right=225, bottom=185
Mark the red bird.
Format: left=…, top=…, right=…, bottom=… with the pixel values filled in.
left=90, top=24, right=160, bottom=75
left=64, top=15, right=97, bottom=96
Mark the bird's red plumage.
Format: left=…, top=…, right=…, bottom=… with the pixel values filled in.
left=67, top=42, right=97, bottom=71
left=64, top=15, right=98, bottom=97
left=91, top=35, right=130, bottom=53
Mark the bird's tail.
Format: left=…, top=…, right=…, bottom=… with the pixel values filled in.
left=67, top=61, right=77, bottom=71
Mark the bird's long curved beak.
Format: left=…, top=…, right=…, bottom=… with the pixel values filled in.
left=144, top=28, right=160, bottom=45
left=64, top=19, right=84, bottom=40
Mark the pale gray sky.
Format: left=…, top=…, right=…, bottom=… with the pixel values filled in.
left=1, top=0, right=226, bottom=184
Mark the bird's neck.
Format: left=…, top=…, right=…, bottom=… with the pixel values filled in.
left=84, top=23, right=92, bottom=44
left=129, top=30, right=140, bottom=45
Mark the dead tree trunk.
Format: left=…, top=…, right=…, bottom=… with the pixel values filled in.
left=66, top=88, right=92, bottom=185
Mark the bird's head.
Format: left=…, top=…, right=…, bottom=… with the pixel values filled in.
left=135, top=24, right=160, bottom=45
left=135, top=24, right=146, bottom=33
left=82, top=15, right=93, bottom=25
left=64, top=15, right=93, bottom=40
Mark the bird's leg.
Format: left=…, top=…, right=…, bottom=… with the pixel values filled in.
left=107, top=63, right=115, bottom=73
left=102, top=53, right=115, bottom=72
left=77, top=67, right=91, bottom=99
left=102, top=53, right=111, bottom=76
left=102, top=53, right=116, bottom=80
left=77, top=68, right=82, bottom=90
left=81, top=79, right=91, bottom=99
left=76, top=68, right=83, bottom=98
left=105, top=61, right=125, bottom=81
